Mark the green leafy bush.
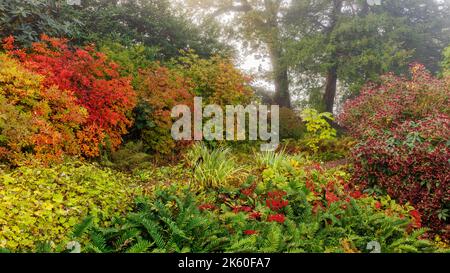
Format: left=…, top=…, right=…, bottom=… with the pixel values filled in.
left=0, top=162, right=140, bottom=251
left=282, top=137, right=356, bottom=162
left=443, top=46, right=450, bottom=76
left=102, top=141, right=153, bottom=171
left=301, top=109, right=337, bottom=153
left=279, top=107, right=306, bottom=140
left=98, top=41, right=159, bottom=79
left=172, top=51, right=254, bottom=106
left=0, top=0, right=80, bottom=46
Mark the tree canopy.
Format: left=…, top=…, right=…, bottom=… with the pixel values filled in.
left=285, top=0, right=449, bottom=112
left=185, top=0, right=450, bottom=112
left=0, top=0, right=228, bottom=59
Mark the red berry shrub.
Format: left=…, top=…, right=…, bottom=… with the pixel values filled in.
left=267, top=214, right=286, bottom=224
left=339, top=64, right=450, bottom=237
left=244, top=230, right=258, bottom=235
left=4, top=35, right=136, bottom=157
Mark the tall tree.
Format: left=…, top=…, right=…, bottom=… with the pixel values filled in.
left=0, top=0, right=227, bottom=59
left=322, top=0, right=342, bottom=114
left=285, top=0, right=450, bottom=113
left=187, top=0, right=292, bottom=108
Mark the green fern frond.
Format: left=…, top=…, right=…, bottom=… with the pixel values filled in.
left=161, top=217, right=188, bottom=239
left=126, top=240, right=153, bottom=253
left=140, top=218, right=166, bottom=249
left=226, top=236, right=257, bottom=253
left=71, top=216, right=94, bottom=239
left=396, top=244, right=419, bottom=253
left=90, top=231, right=109, bottom=253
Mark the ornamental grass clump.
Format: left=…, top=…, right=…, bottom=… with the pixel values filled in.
left=186, top=143, right=246, bottom=190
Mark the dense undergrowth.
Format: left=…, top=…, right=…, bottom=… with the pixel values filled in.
left=0, top=144, right=448, bottom=253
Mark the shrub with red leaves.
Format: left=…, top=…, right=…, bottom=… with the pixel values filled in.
left=410, top=210, right=422, bottom=229
left=233, top=206, right=253, bottom=213
left=4, top=35, right=136, bottom=157
left=325, top=191, right=340, bottom=206
left=339, top=63, right=449, bottom=139
left=134, top=63, right=194, bottom=155
left=198, top=204, right=216, bottom=211
left=350, top=115, right=450, bottom=236
left=339, top=64, right=450, bottom=238
left=249, top=211, right=262, bottom=220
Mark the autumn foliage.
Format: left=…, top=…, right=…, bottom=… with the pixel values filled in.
left=339, top=64, right=449, bottom=138
left=350, top=115, right=450, bottom=236
left=0, top=53, right=87, bottom=165
left=133, top=52, right=254, bottom=156
left=173, top=51, right=253, bottom=106
left=3, top=35, right=136, bottom=157
left=134, top=63, right=194, bottom=155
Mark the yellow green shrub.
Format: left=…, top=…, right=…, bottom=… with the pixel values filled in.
left=301, top=108, right=337, bottom=153
left=0, top=162, right=141, bottom=251
left=0, top=53, right=88, bottom=166
left=443, top=46, right=450, bottom=77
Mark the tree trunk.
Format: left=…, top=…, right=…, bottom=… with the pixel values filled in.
left=269, top=45, right=291, bottom=108
left=323, top=65, right=337, bottom=113
left=264, top=0, right=291, bottom=108
left=273, top=62, right=291, bottom=108
left=322, top=0, right=342, bottom=114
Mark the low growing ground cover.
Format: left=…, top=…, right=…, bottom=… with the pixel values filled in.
left=1, top=145, right=448, bottom=253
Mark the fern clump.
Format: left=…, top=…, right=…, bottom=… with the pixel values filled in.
left=65, top=165, right=443, bottom=253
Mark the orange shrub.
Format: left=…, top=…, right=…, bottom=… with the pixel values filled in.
left=134, top=52, right=254, bottom=156
left=4, top=35, right=136, bottom=157
left=173, top=51, right=254, bottom=105
left=0, top=53, right=87, bottom=165
left=134, top=63, right=194, bottom=155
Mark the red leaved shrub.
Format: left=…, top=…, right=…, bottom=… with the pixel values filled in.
left=134, top=63, right=195, bottom=155
left=339, top=64, right=450, bottom=237
left=350, top=115, right=450, bottom=236
left=0, top=53, right=88, bottom=165
left=4, top=35, right=136, bottom=157
left=339, top=63, right=449, bottom=139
